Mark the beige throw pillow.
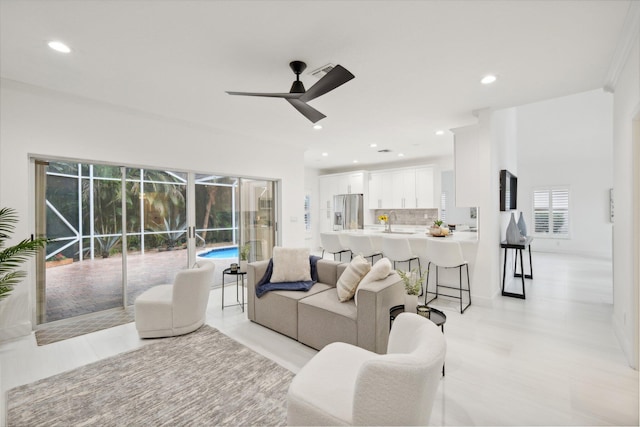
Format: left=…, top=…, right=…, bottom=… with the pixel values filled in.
left=337, top=255, right=371, bottom=302
left=355, top=257, right=393, bottom=305
left=270, top=247, right=311, bottom=282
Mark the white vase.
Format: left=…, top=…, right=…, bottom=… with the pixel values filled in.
left=506, top=212, right=522, bottom=244
left=517, top=212, right=528, bottom=237
left=404, top=294, right=419, bottom=314
left=240, top=260, right=248, bottom=272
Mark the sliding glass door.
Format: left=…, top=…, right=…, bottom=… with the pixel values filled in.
left=239, top=179, right=276, bottom=262
left=35, top=158, right=277, bottom=324
left=125, top=168, right=188, bottom=305
left=40, top=162, right=125, bottom=322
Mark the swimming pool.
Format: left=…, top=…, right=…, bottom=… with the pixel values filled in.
left=198, top=246, right=238, bottom=259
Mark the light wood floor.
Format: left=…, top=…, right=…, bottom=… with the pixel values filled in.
left=1, top=252, right=638, bottom=425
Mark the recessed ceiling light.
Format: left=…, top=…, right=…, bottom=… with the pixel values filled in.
left=370, top=143, right=377, bottom=148
left=398, top=153, right=405, bottom=157
left=435, top=130, right=445, bottom=136
left=321, top=152, right=328, bottom=157
left=353, top=160, right=359, bottom=164
left=313, top=124, right=323, bottom=130
left=48, top=40, right=71, bottom=53
left=481, top=74, right=497, bottom=85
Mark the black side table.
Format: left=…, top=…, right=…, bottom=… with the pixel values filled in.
left=500, top=236, right=534, bottom=299
left=222, top=268, right=247, bottom=312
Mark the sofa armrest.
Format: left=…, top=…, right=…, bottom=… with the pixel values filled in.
left=356, top=272, right=404, bottom=354
left=316, top=259, right=341, bottom=287
left=247, top=260, right=270, bottom=321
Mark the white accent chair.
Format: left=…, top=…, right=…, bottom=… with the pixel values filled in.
left=347, top=234, right=382, bottom=264
left=382, top=235, right=421, bottom=272
left=287, top=312, right=446, bottom=426
left=134, top=262, right=215, bottom=338
left=425, top=239, right=471, bottom=313
left=320, top=232, right=351, bottom=262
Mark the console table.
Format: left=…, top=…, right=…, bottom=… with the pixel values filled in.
left=500, top=236, right=533, bottom=299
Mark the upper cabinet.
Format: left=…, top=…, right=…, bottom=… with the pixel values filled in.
left=319, top=171, right=366, bottom=211
left=415, top=166, right=438, bottom=208
left=369, top=165, right=439, bottom=209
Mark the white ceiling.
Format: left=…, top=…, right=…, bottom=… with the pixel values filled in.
left=0, top=1, right=631, bottom=172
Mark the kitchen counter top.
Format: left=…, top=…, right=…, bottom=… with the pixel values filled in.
left=335, top=227, right=478, bottom=243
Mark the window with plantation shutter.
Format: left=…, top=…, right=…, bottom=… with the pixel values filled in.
left=533, top=187, right=569, bottom=237
left=440, top=192, right=447, bottom=222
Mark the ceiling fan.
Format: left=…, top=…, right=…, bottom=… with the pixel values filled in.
left=226, top=61, right=355, bottom=123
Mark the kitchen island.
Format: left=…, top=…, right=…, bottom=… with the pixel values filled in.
left=326, top=227, right=478, bottom=303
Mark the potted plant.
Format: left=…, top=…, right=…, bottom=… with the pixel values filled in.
left=239, top=243, right=251, bottom=272
left=0, top=207, right=48, bottom=300
left=397, top=268, right=426, bottom=314
left=430, top=219, right=443, bottom=236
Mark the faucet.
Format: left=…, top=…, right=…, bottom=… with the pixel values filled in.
left=387, top=211, right=397, bottom=233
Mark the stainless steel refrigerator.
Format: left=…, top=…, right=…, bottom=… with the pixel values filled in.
left=333, top=194, right=364, bottom=231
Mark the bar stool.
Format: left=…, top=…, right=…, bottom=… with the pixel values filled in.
left=425, top=239, right=471, bottom=313
left=320, top=232, right=351, bottom=261
left=347, top=234, right=383, bottom=264
left=381, top=235, right=421, bottom=273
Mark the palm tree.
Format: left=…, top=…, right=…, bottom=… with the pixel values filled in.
left=0, top=207, right=47, bottom=300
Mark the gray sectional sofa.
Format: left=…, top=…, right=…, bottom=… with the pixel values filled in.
left=247, top=258, right=404, bottom=354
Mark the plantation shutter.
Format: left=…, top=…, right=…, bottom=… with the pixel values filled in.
left=533, top=187, right=569, bottom=236
left=440, top=192, right=447, bottom=222
left=533, top=190, right=550, bottom=233
left=551, top=189, right=569, bottom=235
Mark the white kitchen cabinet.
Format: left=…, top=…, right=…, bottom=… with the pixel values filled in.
left=368, top=172, right=385, bottom=209
left=415, top=166, right=436, bottom=208
left=368, top=166, right=437, bottom=209
left=335, top=171, right=364, bottom=194
left=390, top=169, right=416, bottom=208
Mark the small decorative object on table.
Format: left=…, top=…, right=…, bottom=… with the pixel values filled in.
left=517, top=212, right=528, bottom=237
left=397, top=268, right=426, bottom=314
left=506, top=212, right=524, bottom=244
left=430, top=219, right=448, bottom=236
left=239, top=243, right=250, bottom=271
left=378, top=214, right=389, bottom=227
left=416, top=305, right=431, bottom=319
left=230, top=263, right=238, bottom=272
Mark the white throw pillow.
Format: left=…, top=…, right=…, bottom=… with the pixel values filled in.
left=337, top=255, right=371, bottom=302
left=355, top=257, right=393, bottom=305
left=270, top=247, right=311, bottom=282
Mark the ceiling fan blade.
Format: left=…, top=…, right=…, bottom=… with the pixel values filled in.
left=286, top=99, right=326, bottom=123
left=226, top=91, right=301, bottom=99
left=299, top=65, right=355, bottom=102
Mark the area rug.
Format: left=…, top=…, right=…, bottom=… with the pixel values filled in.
left=35, top=307, right=135, bottom=346
left=8, top=325, right=294, bottom=426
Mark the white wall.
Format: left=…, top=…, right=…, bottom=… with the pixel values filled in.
left=0, top=80, right=308, bottom=339
left=492, top=107, right=519, bottom=242
left=516, top=90, right=614, bottom=258
left=304, top=167, right=320, bottom=251
left=441, top=170, right=476, bottom=227
left=452, top=110, right=501, bottom=305
left=611, top=27, right=639, bottom=368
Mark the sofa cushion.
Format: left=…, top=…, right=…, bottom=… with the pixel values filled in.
left=253, top=282, right=332, bottom=340
left=298, top=288, right=357, bottom=350
left=337, top=255, right=371, bottom=302
left=270, top=247, right=311, bottom=283
left=355, top=257, right=393, bottom=305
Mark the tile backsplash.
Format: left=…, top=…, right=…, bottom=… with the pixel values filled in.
left=373, top=209, right=439, bottom=226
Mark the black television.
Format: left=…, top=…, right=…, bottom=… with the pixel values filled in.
left=500, top=170, right=517, bottom=211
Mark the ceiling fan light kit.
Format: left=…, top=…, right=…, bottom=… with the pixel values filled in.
left=226, top=60, right=355, bottom=123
